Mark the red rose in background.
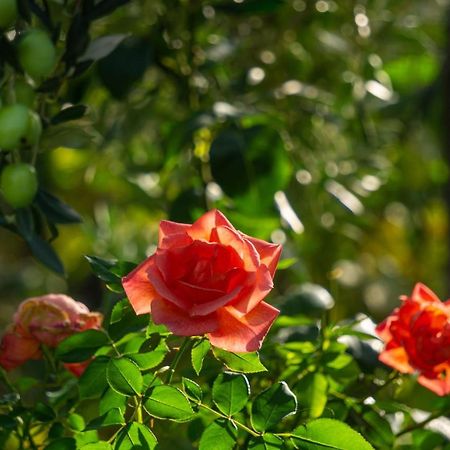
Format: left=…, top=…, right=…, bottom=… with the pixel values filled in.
left=376, top=283, right=450, bottom=396
left=0, top=294, right=103, bottom=376
left=122, top=209, right=282, bottom=352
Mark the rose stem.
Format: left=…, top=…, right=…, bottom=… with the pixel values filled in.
left=396, top=408, right=450, bottom=437
left=165, top=337, right=191, bottom=384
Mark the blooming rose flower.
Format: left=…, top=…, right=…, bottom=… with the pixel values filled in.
left=0, top=294, right=103, bottom=376
left=376, top=283, right=450, bottom=396
left=122, top=209, right=282, bottom=352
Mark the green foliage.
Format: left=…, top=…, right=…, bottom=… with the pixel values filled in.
left=198, top=420, right=237, bottom=450
left=212, top=372, right=250, bottom=416
left=212, top=348, right=267, bottom=373
left=56, top=330, right=109, bottom=363
left=292, top=418, right=375, bottom=450
left=114, top=423, right=157, bottom=450
left=107, top=357, right=143, bottom=396
left=144, top=386, right=194, bottom=421
left=0, top=1, right=449, bottom=449
left=191, top=338, right=211, bottom=375
left=251, top=382, right=297, bottom=432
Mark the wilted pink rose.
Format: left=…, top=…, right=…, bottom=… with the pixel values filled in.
left=123, top=209, right=281, bottom=352
left=14, top=294, right=103, bottom=347
left=376, top=283, right=450, bottom=396
left=0, top=294, right=102, bottom=375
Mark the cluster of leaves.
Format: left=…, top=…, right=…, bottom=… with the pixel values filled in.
left=0, top=0, right=133, bottom=274
left=1, top=258, right=449, bottom=449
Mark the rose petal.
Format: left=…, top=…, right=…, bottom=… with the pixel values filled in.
left=210, top=225, right=259, bottom=271
left=189, top=210, right=234, bottom=240
left=122, top=256, right=158, bottom=315
left=411, top=283, right=440, bottom=304
left=375, top=316, right=396, bottom=343
left=418, top=371, right=450, bottom=396
left=64, top=361, right=91, bottom=377
left=0, top=328, right=42, bottom=371
left=241, top=234, right=282, bottom=277
left=227, top=265, right=273, bottom=318
left=151, top=298, right=219, bottom=335
left=208, top=301, right=279, bottom=352
left=158, top=220, right=191, bottom=247
left=378, top=347, right=415, bottom=374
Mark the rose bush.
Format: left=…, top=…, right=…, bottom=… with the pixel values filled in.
left=122, top=209, right=281, bottom=352
left=0, top=294, right=102, bottom=376
left=376, top=283, right=450, bottom=396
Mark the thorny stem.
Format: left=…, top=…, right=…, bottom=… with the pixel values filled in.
left=165, top=337, right=191, bottom=384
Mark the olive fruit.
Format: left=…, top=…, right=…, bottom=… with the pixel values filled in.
left=24, top=111, right=42, bottom=146
left=18, top=29, right=56, bottom=79
left=0, top=0, right=18, bottom=29
left=0, top=104, right=30, bottom=150
left=0, top=163, right=38, bottom=208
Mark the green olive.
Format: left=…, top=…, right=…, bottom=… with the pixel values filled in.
left=24, top=111, right=42, bottom=146
left=18, top=29, right=56, bottom=79
left=0, top=0, right=18, bottom=29
left=0, top=163, right=38, bottom=208
left=0, top=104, right=30, bottom=150
left=2, top=80, right=36, bottom=107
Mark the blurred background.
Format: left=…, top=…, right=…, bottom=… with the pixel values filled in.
left=1, top=0, right=449, bottom=328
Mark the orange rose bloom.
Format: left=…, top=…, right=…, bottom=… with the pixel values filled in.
left=376, top=283, right=450, bottom=396
left=0, top=294, right=102, bottom=376
left=122, top=210, right=281, bottom=352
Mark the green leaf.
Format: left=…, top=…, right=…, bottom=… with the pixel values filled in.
left=199, top=419, right=237, bottom=450
left=296, top=373, right=328, bottom=419
left=107, top=357, right=143, bottom=396
left=74, top=430, right=100, bottom=447
left=79, top=443, right=112, bottom=450
left=114, top=422, right=157, bottom=450
left=191, top=338, right=210, bottom=375
left=212, top=372, right=250, bottom=416
left=144, top=385, right=194, bottom=421
left=248, top=434, right=285, bottom=449
left=85, top=408, right=125, bottom=430
left=212, top=348, right=267, bottom=373
left=293, top=418, right=375, bottom=450
left=277, top=258, right=298, bottom=270
left=362, top=410, right=394, bottom=448
left=44, top=438, right=76, bottom=450
left=108, top=298, right=148, bottom=340
left=99, top=387, right=127, bottom=415
left=34, top=402, right=56, bottom=422
left=251, top=382, right=297, bottom=432
left=56, top=330, right=109, bottom=363
left=182, top=377, right=203, bottom=403
left=51, top=105, right=87, bottom=125
left=78, top=356, right=109, bottom=399
left=36, top=190, right=82, bottom=224
left=86, top=255, right=119, bottom=284
left=67, top=413, right=85, bottom=431
left=26, top=234, right=64, bottom=274
left=79, top=34, right=128, bottom=62
left=127, top=339, right=168, bottom=370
